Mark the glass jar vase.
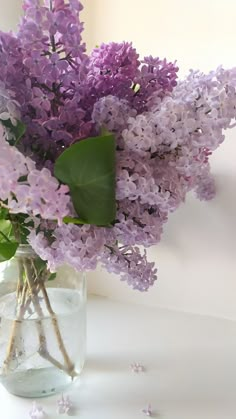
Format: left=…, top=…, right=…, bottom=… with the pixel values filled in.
left=0, top=245, right=86, bottom=398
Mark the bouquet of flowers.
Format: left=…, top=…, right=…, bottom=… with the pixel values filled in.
left=0, top=0, right=236, bottom=386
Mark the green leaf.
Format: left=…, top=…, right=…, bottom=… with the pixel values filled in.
left=63, top=216, right=87, bottom=225
left=33, top=258, right=47, bottom=277
left=1, top=119, right=26, bottom=145
left=63, top=216, right=114, bottom=228
left=0, top=220, right=18, bottom=261
left=0, top=207, right=9, bottom=220
left=48, top=273, right=57, bottom=281
left=0, top=242, right=18, bottom=262
left=54, top=134, right=116, bottom=226
left=0, top=220, right=14, bottom=242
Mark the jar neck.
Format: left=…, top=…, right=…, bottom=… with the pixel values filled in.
left=15, top=244, right=36, bottom=259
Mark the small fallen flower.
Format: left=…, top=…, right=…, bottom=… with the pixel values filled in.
left=130, top=362, right=145, bottom=373
left=57, top=394, right=73, bottom=415
left=142, top=403, right=153, bottom=417
left=29, top=402, right=47, bottom=419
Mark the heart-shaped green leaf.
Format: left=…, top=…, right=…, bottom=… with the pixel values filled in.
left=63, top=216, right=87, bottom=225
left=54, top=134, right=116, bottom=226
left=0, top=242, right=18, bottom=262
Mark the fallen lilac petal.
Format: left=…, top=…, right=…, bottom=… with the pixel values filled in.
left=142, top=404, right=153, bottom=417
left=57, top=394, right=73, bottom=415
left=29, top=402, right=47, bottom=419
left=130, top=362, right=145, bottom=373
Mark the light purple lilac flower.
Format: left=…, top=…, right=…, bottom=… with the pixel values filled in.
left=130, top=56, right=179, bottom=113
left=0, top=83, right=21, bottom=126
left=130, top=362, right=145, bottom=373
left=0, top=124, right=70, bottom=225
left=142, top=404, right=153, bottom=417
left=57, top=394, right=73, bottom=415
left=28, top=223, right=106, bottom=272
left=100, top=244, right=157, bottom=292
left=29, top=402, right=47, bottom=419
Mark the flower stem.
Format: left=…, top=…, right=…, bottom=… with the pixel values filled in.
left=39, top=282, right=76, bottom=377
left=49, top=0, right=56, bottom=53
left=3, top=256, right=77, bottom=379
left=23, top=259, right=76, bottom=377
left=3, top=259, right=27, bottom=373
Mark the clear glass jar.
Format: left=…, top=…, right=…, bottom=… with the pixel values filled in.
left=0, top=245, right=86, bottom=398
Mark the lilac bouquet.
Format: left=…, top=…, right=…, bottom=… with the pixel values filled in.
left=0, top=0, right=236, bottom=294
left=0, top=0, right=236, bottom=396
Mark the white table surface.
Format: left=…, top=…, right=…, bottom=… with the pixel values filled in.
left=1, top=295, right=236, bottom=419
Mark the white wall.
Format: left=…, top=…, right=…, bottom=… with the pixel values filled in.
left=2, top=1, right=236, bottom=319
left=84, top=0, right=236, bottom=320
left=0, top=0, right=22, bottom=31
left=0, top=0, right=92, bottom=37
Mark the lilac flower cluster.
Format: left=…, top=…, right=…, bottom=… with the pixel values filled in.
left=0, top=124, right=70, bottom=224
left=0, top=0, right=235, bottom=291
left=29, top=401, right=47, bottom=419
left=0, top=83, right=21, bottom=126
left=0, top=0, right=89, bottom=166
left=87, top=44, right=178, bottom=114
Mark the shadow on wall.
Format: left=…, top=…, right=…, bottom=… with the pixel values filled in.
left=161, top=172, right=236, bottom=256
left=87, top=167, right=236, bottom=319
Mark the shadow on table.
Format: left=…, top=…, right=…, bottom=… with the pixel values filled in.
left=85, top=355, right=131, bottom=373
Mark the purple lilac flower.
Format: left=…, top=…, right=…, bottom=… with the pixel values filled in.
left=101, top=244, right=157, bottom=292
left=87, top=41, right=139, bottom=102
left=86, top=43, right=178, bottom=114
left=31, top=87, right=55, bottom=112
left=132, top=56, right=178, bottom=113
left=121, top=66, right=236, bottom=206
left=0, top=32, right=26, bottom=104
left=92, top=95, right=137, bottom=137
left=0, top=0, right=89, bottom=163
left=0, top=83, right=21, bottom=126
left=28, top=221, right=158, bottom=292
left=28, top=223, right=107, bottom=273
left=0, top=125, right=29, bottom=200
left=57, top=394, right=73, bottom=415
left=0, top=124, right=70, bottom=225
